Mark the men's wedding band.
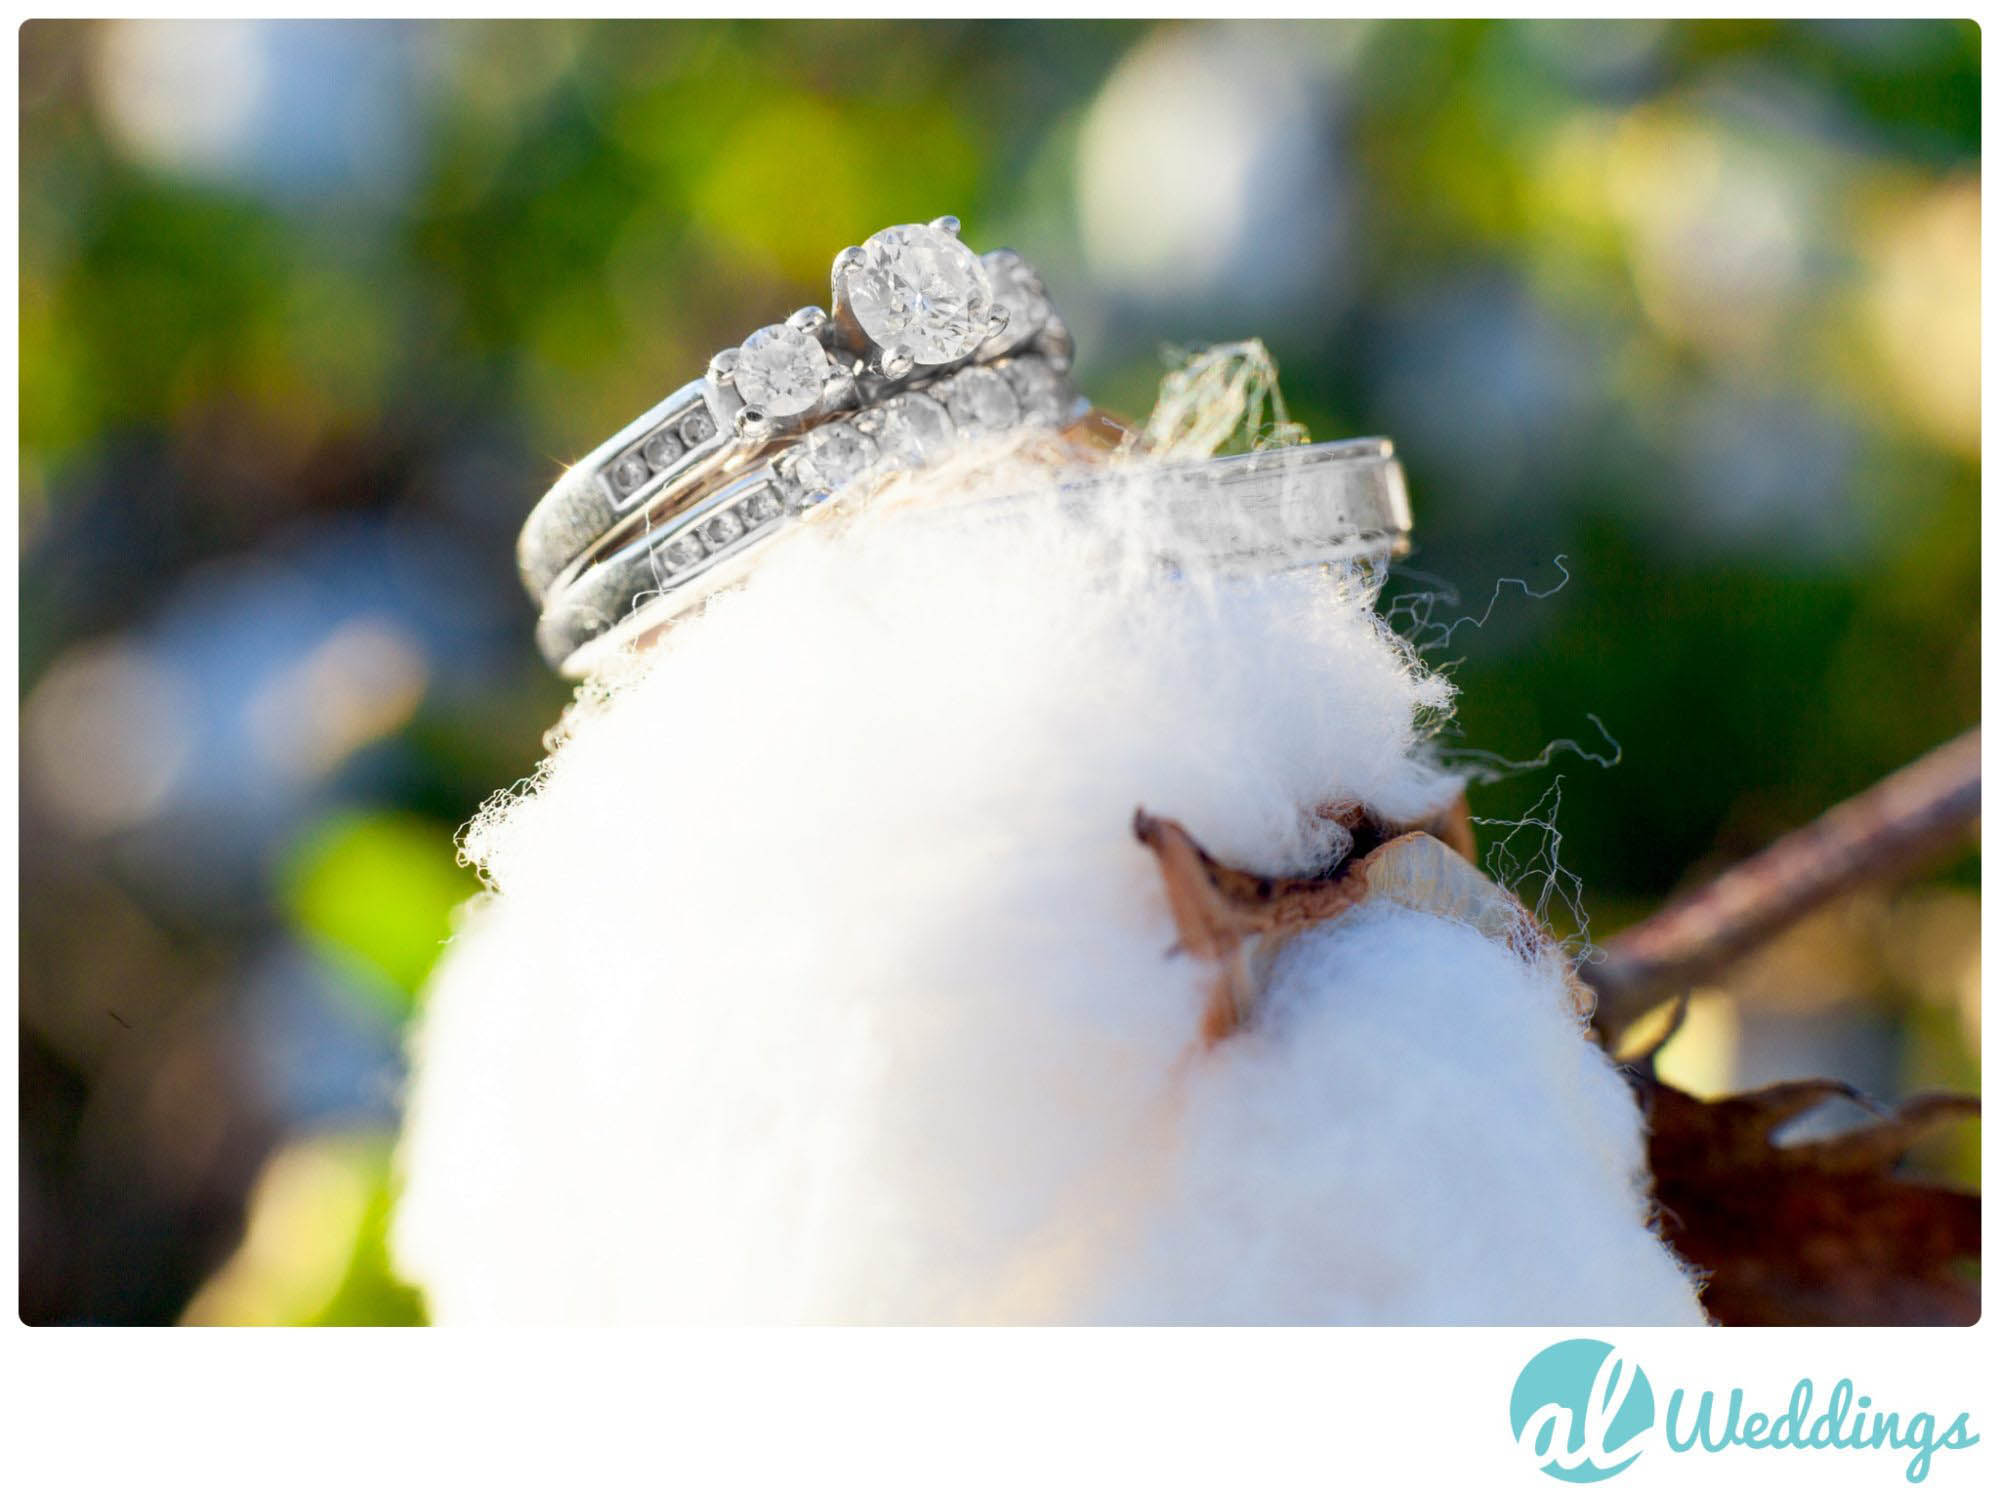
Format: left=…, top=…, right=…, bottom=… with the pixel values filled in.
left=1040, top=437, right=1413, bottom=570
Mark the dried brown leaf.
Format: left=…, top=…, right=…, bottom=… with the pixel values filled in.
left=1639, top=1074, right=1981, bottom=1326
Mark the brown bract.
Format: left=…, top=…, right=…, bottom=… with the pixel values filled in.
left=1133, top=795, right=1583, bottom=1046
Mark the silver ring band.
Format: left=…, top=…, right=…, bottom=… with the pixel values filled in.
left=1044, top=438, right=1413, bottom=570
left=537, top=356, right=1082, bottom=674
left=540, top=429, right=1410, bottom=677
left=517, top=221, right=1071, bottom=602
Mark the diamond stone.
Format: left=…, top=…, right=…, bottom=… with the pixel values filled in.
left=776, top=463, right=823, bottom=513
left=982, top=250, right=1048, bottom=350
left=641, top=429, right=684, bottom=471
left=740, top=487, right=785, bottom=525
left=871, top=393, right=956, bottom=469
left=661, top=533, right=706, bottom=570
left=843, top=223, right=994, bottom=367
left=796, top=423, right=879, bottom=494
left=943, top=366, right=1020, bottom=435
left=703, top=510, right=744, bottom=548
left=1001, top=359, right=1067, bottom=426
left=679, top=409, right=716, bottom=445
left=609, top=453, right=651, bottom=496
left=732, top=324, right=831, bottom=417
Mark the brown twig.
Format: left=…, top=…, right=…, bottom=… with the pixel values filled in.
left=1586, top=728, right=1980, bottom=1047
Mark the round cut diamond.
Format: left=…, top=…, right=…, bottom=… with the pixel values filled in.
left=741, top=487, right=785, bottom=525
left=661, top=533, right=706, bottom=570
left=703, top=510, right=745, bottom=549
left=775, top=463, right=825, bottom=513
left=982, top=251, right=1048, bottom=350
left=843, top=223, right=994, bottom=366
left=1001, top=359, right=1067, bottom=426
left=609, top=453, right=651, bottom=496
left=797, top=423, right=879, bottom=494
left=679, top=409, right=716, bottom=445
left=943, top=366, right=1020, bottom=435
left=731, top=324, right=831, bottom=417
left=640, top=429, right=684, bottom=471
left=872, top=394, right=956, bottom=468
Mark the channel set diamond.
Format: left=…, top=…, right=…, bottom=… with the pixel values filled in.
left=660, top=533, right=706, bottom=571
left=609, top=452, right=651, bottom=496
left=640, top=429, right=684, bottom=471
left=702, top=510, right=744, bottom=549
left=740, top=486, right=786, bottom=526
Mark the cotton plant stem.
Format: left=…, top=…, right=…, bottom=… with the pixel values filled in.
left=1586, top=728, right=1981, bottom=1047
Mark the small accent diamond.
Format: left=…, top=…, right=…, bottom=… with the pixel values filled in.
left=871, top=393, right=956, bottom=469
left=943, top=366, right=1021, bottom=435
left=982, top=250, right=1048, bottom=351
left=679, top=409, right=716, bottom=445
left=842, top=223, right=994, bottom=366
left=797, top=423, right=879, bottom=493
left=703, top=510, right=745, bottom=548
left=609, top=453, right=652, bottom=496
left=640, top=429, right=684, bottom=471
left=732, top=324, right=831, bottom=418
left=741, top=487, right=785, bottom=525
left=661, top=533, right=706, bottom=571
left=1001, top=359, right=1067, bottom=426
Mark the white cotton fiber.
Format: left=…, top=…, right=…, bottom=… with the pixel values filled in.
left=391, top=443, right=1707, bottom=1325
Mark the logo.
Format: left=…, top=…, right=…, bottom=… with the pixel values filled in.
left=1509, top=1339, right=1981, bottom=1483
left=1509, top=1339, right=1654, bottom=1481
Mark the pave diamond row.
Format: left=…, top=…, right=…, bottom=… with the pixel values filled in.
left=647, top=357, right=1073, bottom=585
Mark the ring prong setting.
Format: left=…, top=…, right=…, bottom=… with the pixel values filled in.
left=874, top=347, right=916, bottom=380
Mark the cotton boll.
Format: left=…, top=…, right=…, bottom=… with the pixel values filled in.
left=1076, top=906, right=1708, bottom=1324
left=393, top=450, right=1704, bottom=1325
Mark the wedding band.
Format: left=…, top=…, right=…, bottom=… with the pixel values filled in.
left=517, top=219, right=1071, bottom=602
left=537, top=355, right=1083, bottom=674
left=1037, top=437, right=1412, bottom=570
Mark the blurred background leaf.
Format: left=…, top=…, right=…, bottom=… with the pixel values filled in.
left=280, top=810, right=476, bottom=1018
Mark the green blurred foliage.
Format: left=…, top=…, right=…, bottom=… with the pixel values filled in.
left=280, top=811, right=478, bottom=1018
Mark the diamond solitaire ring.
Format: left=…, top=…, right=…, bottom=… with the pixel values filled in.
left=536, top=354, right=1083, bottom=675
left=517, top=218, right=1071, bottom=603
